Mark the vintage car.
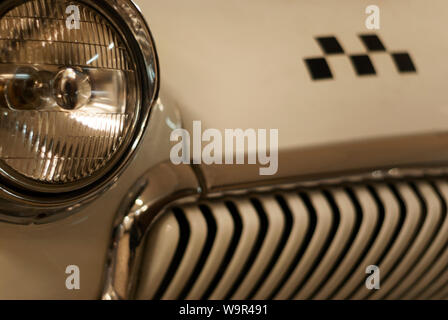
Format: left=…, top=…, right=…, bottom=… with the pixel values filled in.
left=0, top=0, right=447, bottom=300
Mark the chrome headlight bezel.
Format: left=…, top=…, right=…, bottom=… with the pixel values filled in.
left=0, top=0, right=159, bottom=224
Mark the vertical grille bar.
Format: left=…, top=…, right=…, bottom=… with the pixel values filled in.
left=136, top=179, right=448, bottom=301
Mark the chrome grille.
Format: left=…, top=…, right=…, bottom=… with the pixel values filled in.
left=136, top=179, right=448, bottom=300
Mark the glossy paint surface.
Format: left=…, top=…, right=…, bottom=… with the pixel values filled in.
left=1, top=0, right=448, bottom=299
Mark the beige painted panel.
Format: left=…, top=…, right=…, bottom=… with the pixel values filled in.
left=135, top=0, right=448, bottom=189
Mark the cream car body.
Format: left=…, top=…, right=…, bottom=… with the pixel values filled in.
left=0, top=0, right=447, bottom=299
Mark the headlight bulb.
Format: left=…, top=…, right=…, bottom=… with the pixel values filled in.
left=5, top=66, right=45, bottom=110
left=53, top=68, right=92, bottom=111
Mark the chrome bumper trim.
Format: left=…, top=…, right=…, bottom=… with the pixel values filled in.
left=102, top=162, right=201, bottom=300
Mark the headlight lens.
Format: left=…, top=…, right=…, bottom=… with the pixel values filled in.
left=0, top=0, right=140, bottom=192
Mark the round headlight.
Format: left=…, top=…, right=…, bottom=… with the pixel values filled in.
left=0, top=0, right=158, bottom=222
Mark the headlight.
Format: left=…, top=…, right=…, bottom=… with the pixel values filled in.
left=0, top=0, right=159, bottom=223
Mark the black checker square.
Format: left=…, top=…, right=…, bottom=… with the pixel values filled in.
left=316, top=36, right=345, bottom=54
left=392, top=52, right=417, bottom=73
left=305, top=58, right=333, bottom=80
left=304, top=34, right=416, bottom=81
left=359, top=34, right=386, bottom=52
left=350, top=55, right=376, bottom=76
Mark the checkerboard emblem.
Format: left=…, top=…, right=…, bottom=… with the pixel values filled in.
left=304, top=34, right=417, bottom=80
